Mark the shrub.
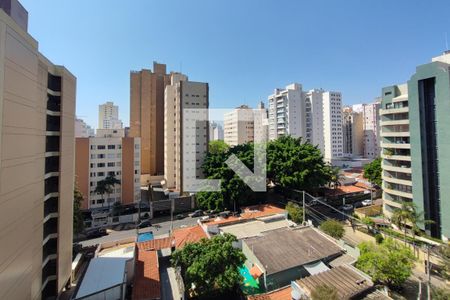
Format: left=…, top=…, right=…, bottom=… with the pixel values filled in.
left=319, top=219, right=345, bottom=239
left=375, top=233, right=384, bottom=244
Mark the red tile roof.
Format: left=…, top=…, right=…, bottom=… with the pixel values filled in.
left=324, top=185, right=366, bottom=196
left=173, top=225, right=207, bottom=248
left=249, top=265, right=263, bottom=279
left=132, top=249, right=160, bottom=300
left=137, top=237, right=172, bottom=251
left=247, top=286, right=292, bottom=300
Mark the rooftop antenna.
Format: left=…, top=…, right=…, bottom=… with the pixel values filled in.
left=446, top=32, right=449, bottom=51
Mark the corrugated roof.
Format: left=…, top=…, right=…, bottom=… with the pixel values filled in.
left=132, top=249, right=161, bottom=300
left=244, top=227, right=343, bottom=275
left=297, top=265, right=373, bottom=300
left=137, top=237, right=172, bottom=251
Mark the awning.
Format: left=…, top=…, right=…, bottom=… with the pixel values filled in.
left=250, top=265, right=263, bottom=279
left=303, top=261, right=330, bottom=275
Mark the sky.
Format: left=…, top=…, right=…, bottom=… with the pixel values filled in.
left=20, top=0, right=450, bottom=128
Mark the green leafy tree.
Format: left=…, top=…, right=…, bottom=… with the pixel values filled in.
left=195, top=191, right=225, bottom=211
left=356, top=238, right=415, bottom=289
left=327, top=165, right=342, bottom=190
left=95, top=174, right=121, bottom=207
left=311, top=284, right=339, bottom=300
left=362, top=216, right=375, bottom=232
left=286, top=201, right=303, bottom=224
left=267, top=136, right=330, bottom=191
left=73, top=185, right=84, bottom=234
left=431, top=285, right=450, bottom=300
left=171, top=233, right=245, bottom=297
left=319, top=219, right=345, bottom=239
left=209, top=140, right=229, bottom=154
left=363, top=157, right=382, bottom=187
left=438, top=244, right=450, bottom=280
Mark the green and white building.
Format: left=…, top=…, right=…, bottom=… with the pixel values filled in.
left=381, top=51, right=450, bottom=241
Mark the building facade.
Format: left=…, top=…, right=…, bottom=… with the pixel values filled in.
left=381, top=52, right=450, bottom=240
left=224, top=105, right=254, bottom=146
left=75, top=118, right=94, bottom=137
left=354, top=102, right=381, bottom=158
left=75, top=129, right=141, bottom=210
left=98, top=101, right=122, bottom=129
left=322, top=91, right=343, bottom=160
left=0, top=2, right=76, bottom=298
left=164, top=73, right=209, bottom=192
left=342, top=106, right=363, bottom=157
left=268, top=83, right=304, bottom=140
left=209, top=121, right=224, bottom=141
left=129, top=62, right=171, bottom=178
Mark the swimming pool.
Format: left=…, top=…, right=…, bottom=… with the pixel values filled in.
left=137, top=232, right=154, bottom=242
left=239, top=265, right=263, bottom=295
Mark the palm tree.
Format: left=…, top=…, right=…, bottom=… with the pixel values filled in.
left=328, top=166, right=343, bottom=197
left=94, top=180, right=110, bottom=207
left=391, top=202, right=413, bottom=245
left=103, top=174, right=121, bottom=207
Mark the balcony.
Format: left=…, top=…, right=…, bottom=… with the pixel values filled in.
left=42, top=260, right=57, bottom=285
left=380, top=131, right=410, bottom=137
left=380, top=119, right=409, bottom=126
left=44, top=197, right=59, bottom=216
left=382, top=174, right=412, bottom=186
left=43, top=218, right=58, bottom=240
left=380, top=107, right=409, bottom=115
left=42, top=236, right=57, bottom=260
left=44, top=177, right=59, bottom=195
left=383, top=184, right=413, bottom=199
left=47, top=73, right=61, bottom=92
left=383, top=163, right=412, bottom=174
left=45, top=136, right=60, bottom=153
left=380, top=142, right=410, bottom=149
left=47, top=95, right=61, bottom=112
left=46, top=115, right=61, bottom=132
left=45, top=156, right=60, bottom=174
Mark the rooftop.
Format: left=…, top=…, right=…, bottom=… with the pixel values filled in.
left=220, top=217, right=292, bottom=240
left=244, top=227, right=343, bottom=275
left=247, top=286, right=292, bottom=300
left=132, top=249, right=160, bottom=300
left=172, top=225, right=208, bottom=248
left=296, top=265, right=373, bottom=299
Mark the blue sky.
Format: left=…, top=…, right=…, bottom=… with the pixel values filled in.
left=21, top=0, right=450, bottom=128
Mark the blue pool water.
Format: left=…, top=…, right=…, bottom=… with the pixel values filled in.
left=138, top=232, right=154, bottom=242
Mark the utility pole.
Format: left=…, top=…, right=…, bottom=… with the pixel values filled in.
left=427, top=245, right=431, bottom=300
left=302, top=191, right=306, bottom=224
left=170, top=197, right=174, bottom=236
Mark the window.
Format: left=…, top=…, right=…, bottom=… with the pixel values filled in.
left=97, top=154, right=105, bottom=159
left=134, top=144, right=140, bottom=149
left=97, top=145, right=105, bottom=150
left=97, top=163, right=105, bottom=168
left=97, top=172, right=104, bottom=177
left=107, top=162, right=115, bottom=167
left=90, top=163, right=94, bottom=168
left=108, top=145, right=115, bottom=150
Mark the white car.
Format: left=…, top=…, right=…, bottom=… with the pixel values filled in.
left=362, top=199, right=373, bottom=206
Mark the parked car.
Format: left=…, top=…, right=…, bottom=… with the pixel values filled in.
left=218, top=211, right=231, bottom=218
left=137, top=220, right=152, bottom=228
left=362, top=199, right=373, bottom=206
left=85, top=228, right=107, bottom=239
left=189, top=210, right=204, bottom=218
left=176, top=213, right=185, bottom=220
left=340, top=204, right=354, bottom=211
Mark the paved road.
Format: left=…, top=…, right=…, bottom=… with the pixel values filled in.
left=79, top=216, right=203, bottom=247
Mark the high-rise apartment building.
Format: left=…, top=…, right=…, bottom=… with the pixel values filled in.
left=322, top=91, right=343, bottom=160
left=98, top=101, right=122, bottom=129
left=75, top=118, right=94, bottom=137
left=353, top=102, right=381, bottom=158
left=304, top=89, right=325, bottom=151
left=75, top=129, right=141, bottom=210
left=209, top=121, right=224, bottom=141
left=224, top=105, right=254, bottom=146
left=0, top=1, right=76, bottom=298
left=268, top=83, right=304, bottom=140
left=130, top=62, right=171, bottom=178
left=342, top=106, right=363, bottom=157
left=381, top=52, right=450, bottom=240
left=164, top=73, right=209, bottom=192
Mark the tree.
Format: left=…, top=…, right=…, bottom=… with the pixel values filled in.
left=431, top=285, right=450, bottom=300
left=328, top=165, right=342, bottom=190
left=286, top=201, right=303, bottom=224
left=195, top=191, right=225, bottom=211
left=310, top=284, right=339, bottom=300
left=438, top=244, right=450, bottom=280
left=362, top=216, right=375, bottom=233
left=363, top=157, right=382, bottom=187
left=320, top=219, right=345, bottom=239
left=95, top=174, right=121, bottom=207
left=171, top=233, right=245, bottom=297
left=73, top=185, right=84, bottom=235
left=267, top=136, right=330, bottom=192
left=356, top=238, right=415, bottom=289
left=209, top=140, right=229, bottom=154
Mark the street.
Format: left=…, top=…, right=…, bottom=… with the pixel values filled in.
left=79, top=215, right=203, bottom=247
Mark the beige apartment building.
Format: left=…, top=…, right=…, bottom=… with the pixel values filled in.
left=129, top=62, right=170, bottom=180
left=342, top=106, right=364, bottom=157
left=224, top=105, right=254, bottom=146
left=164, top=73, right=209, bottom=192
left=0, top=1, right=76, bottom=299
left=75, top=129, right=141, bottom=212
